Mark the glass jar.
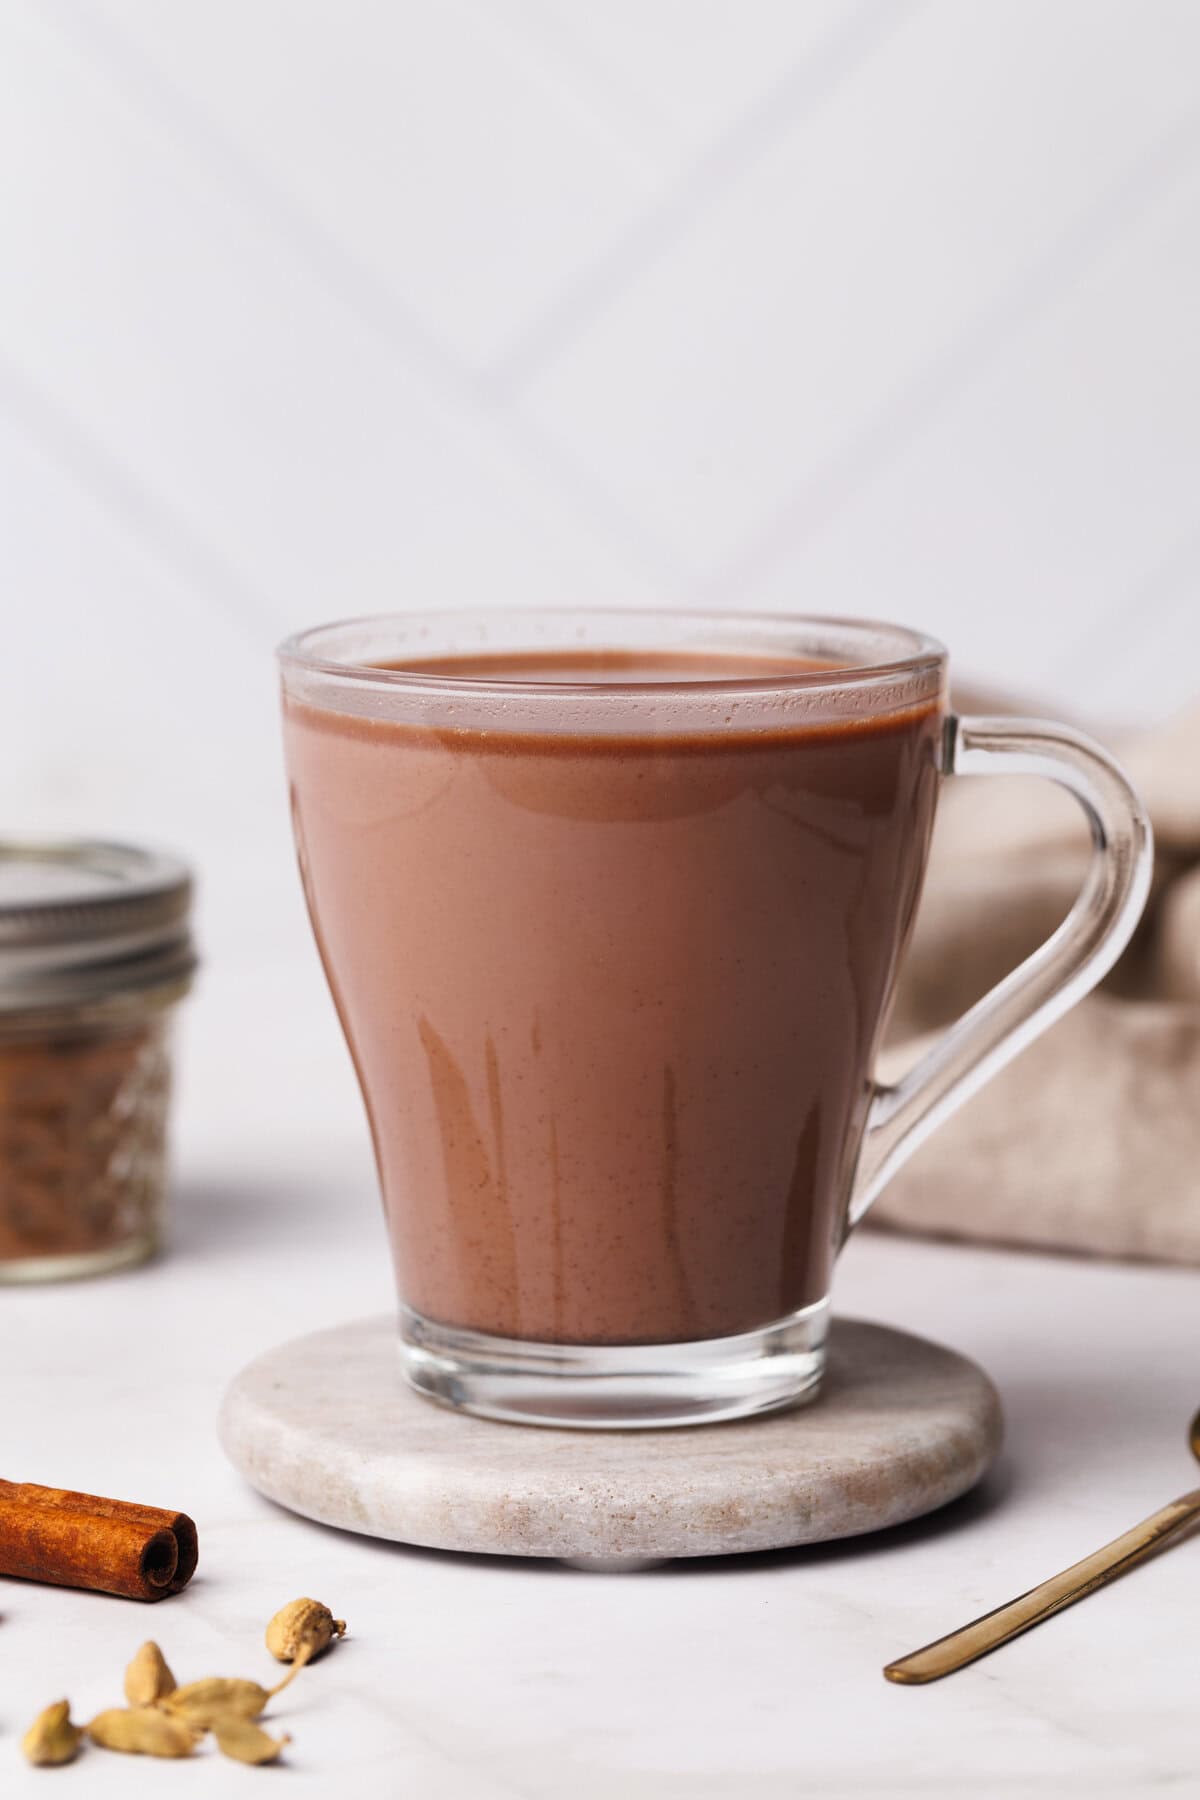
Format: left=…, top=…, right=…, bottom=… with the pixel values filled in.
left=0, top=840, right=196, bottom=1281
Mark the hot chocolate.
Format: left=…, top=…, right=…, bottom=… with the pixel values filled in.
left=284, top=649, right=941, bottom=1346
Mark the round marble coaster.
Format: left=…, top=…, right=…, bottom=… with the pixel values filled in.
left=219, top=1316, right=1001, bottom=1561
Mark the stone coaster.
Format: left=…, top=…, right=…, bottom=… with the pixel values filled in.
left=219, top=1316, right=1002, bottom=1561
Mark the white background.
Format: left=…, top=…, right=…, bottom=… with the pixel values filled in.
left=0, top=10, right=1194, bottom=1785
left=3, top=1, right=1199, bottom=1164
left=4, top=0, right=1200, bottom=1174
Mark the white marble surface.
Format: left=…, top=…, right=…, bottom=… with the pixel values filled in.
left=4, top=1129, right=1199, bottom=1796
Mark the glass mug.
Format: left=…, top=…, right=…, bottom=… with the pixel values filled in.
left=279, top=612, right=1151, bottom=1429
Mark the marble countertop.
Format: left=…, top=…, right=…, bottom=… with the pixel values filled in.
left=5, top=1110, right=1198, bottom=1798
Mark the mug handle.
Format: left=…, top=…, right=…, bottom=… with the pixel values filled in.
left=846, top=715, right=1154, bottom=1233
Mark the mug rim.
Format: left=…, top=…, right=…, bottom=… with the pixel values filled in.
left=277, top=608, right=946, bottom=700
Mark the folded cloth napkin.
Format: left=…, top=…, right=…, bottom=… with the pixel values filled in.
left=872, top=702, right=1200, bottom=1264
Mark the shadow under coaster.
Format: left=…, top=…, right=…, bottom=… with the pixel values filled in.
left=219, top=1316, right=1002, bottom=1562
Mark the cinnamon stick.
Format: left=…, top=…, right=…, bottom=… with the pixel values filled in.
left=0, top=1480, right=198, bottom=1601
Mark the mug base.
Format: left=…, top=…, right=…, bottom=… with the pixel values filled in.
left=398, top=1301, right=828, bottom=1429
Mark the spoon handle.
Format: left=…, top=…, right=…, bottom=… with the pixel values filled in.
left=884, top=1486, right=1200, bottom=1685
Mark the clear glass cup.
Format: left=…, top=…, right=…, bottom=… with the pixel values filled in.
left=279, top=611, right=1152, bottom=1428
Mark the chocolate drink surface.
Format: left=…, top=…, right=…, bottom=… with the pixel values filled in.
left=284, top=649, right=941, bottom=1345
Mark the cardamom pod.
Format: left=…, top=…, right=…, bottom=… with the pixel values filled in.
left=162, top=1677, right=272, bottom=1727
left=124, top=1639, right=177, bottom=1706
left=212, top=1713, right=291, bottom=1765
left=22, top=1699, right=83, bottom=1766
left=87, top=1707, right=199, bottom=1758
left=265, top=1597, right=346, bottom=1666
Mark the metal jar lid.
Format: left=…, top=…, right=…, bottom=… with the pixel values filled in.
left=0, top=838, right=196, bottom=1014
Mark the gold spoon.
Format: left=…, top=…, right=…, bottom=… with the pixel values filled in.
left=884, top=1406, right=1200, bottom=1685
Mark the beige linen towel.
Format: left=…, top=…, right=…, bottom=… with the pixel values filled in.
left=872, top=704, right=1200, bottom=1264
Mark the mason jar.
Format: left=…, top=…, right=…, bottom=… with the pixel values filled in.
left=0, top=840, right=196, bottom=1281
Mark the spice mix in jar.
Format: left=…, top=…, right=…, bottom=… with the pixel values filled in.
left=0, top=839, right=196, bottom=1280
